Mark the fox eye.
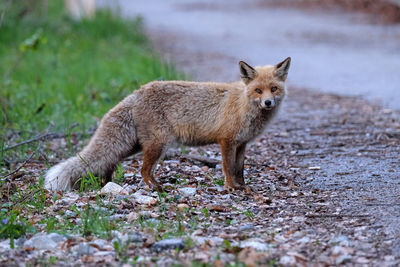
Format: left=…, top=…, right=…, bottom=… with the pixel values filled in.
left=255, top=88, right=262, bottom=94
left=271, top=86, right=278, bottom=92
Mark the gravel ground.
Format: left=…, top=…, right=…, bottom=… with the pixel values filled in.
left=1, top=1, right=400, bottom=266
left=1, top=87, right=399, bottom=266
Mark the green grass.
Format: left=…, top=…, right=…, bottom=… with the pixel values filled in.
left=0, top=0, right=185, bottom=246
left=0, top=1, right=184, bottom=163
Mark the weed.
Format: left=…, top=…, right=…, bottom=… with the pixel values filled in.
left=213, top=177, right=225, bottom=186
left=201, top=207, right=210, bottom=218
left=113, top=238, right=130, bottom=264
left=113, top=163, right=124, bottom=185
left=80, top=200, right=117, bottom=238
left=0, top=210, right=33, bottom=248
left=243, top=209, right=255, bottom=220
left=76, top=172, right=101, bottom=192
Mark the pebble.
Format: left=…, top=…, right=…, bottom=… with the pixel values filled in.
left=90, top=239, right=107, bottom=249
left=100, top=182, right=126, bottom=195
left=336, top=254, right=352, bottom=265
left=128, top=232, right=143, bottom=243
left=152, top=238, right=185, bottom=252
left=0, top=240, right=10, bottom=251
left=297, top=236, right=310, bottom=243
left=239, top=240, right=271, bottom=251
left=124, top=173, right=135, bottom=178
left=127, top=211, right=139, bottom=222
left=280, top=255, right=296, bottom=265
left=24, top=233, right=66, bottom=250
left=207, top=186, right=225, bottom=192
left=76, top=243, right=94, bottom=256
left=94, top=251, right=115, bottom=257
left=178, top=187, right=197, bottom=197
left=239, top=224, right=255, bottom=231
left=133, top=191, right=158, bottom=205
left=331, top=235, right=351, bottom=246
left=177, top=203, right=190, bottom=212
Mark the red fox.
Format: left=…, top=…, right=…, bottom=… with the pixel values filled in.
left=45, top=57, right=291, bottom=191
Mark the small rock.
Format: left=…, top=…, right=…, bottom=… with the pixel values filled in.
left=292, top=216, right=305, bottom=223
left=239, top=224, right=255, bottom=231
left=139, top=210, right=159, bottom=219
left=77, top=243, right=94, bottom=256
left=177, top=203, right=189, bottom=212
left=124, top=173, right=135, bottom=178
left=128, top=232, right=143, bottom=243
left=100, top=182, right=125, bottom=195
left=207, top=186, right=225, bottom=192
left=133, top=191, right=158, bottom=205
left=48, top=233, right=67, bottom=243
left=24, top=233, right=65, bottom=250
left=111, top=231, right=123, bottom=240
left=280, top=255, right=296, bottom=265
left=152, top=238, right=185, bottom=252
left=336, top=254, right=352, bottom=265
left=331, top=246, right=347, bottom=255
left=308, top=166, right=321, bottom=170
left=297, top=236, right=310, bottom=243
left=0, top=240, right=10, bottom=251
left=239, top=240, right=271, bottom=251
left=127, top=212, right=139, bottom=222
left=178, top=187, right=197, bottom=197
left=90, top=239, right=107, bottom=249
left=201, top=166, right=209, bottom=172
left=331, top=235, right=351, bottom=246
left=94, top=251, right=115, bottom=257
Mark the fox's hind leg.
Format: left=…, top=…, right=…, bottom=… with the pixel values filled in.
left=140, top=141, right=164, bottom=192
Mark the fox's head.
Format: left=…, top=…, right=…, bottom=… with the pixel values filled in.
left=239, top=57, right=291, bottom=110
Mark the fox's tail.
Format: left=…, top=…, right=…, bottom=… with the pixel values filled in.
left=45, top=95, right=138, bottom=191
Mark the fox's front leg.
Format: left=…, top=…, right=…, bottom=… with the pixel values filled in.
left=219, top=139, right=243, bottom=190
left=234, top=143, right=246, bottom=185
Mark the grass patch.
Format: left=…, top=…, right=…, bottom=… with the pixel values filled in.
left=0, top=1, right=184, bottom=166
left=0, top=0, right=184, bottom=244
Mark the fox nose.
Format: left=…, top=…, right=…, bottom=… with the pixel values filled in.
left=265, top=100, right=272, bottom=107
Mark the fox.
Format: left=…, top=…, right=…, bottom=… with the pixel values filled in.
left=45, top=57, right=291, bottom=192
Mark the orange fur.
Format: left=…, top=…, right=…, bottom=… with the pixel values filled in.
left=45, top=58, right=291, bottom=191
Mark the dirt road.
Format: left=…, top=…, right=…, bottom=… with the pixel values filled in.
left=107, top=0, right=400, bottom=262
left=109, top=0, right=400, bottom=110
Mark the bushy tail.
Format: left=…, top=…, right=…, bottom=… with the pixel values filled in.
left=45, top=156, right=91, bottom=190
left=45, top=95, right=138, bottom=191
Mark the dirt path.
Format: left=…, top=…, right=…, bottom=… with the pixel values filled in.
left=109, top=0, right=400, bottom=262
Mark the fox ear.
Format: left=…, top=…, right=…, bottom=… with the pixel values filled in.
left=239, top=61, right=257, bottom=84
left=275, top=57, right=291, bottom=81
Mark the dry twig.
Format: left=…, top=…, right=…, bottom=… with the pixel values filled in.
left=2, top=122, right=54, bottom=180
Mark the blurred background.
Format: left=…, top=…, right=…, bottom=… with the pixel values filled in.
left=104, top=0, right=400, bottom=109
left=1, top=0, right=399, bottom=154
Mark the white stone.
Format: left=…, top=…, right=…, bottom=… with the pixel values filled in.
left=239, top=240, right=271, bottom=251
left=100, top=182, right=125, bottom=195
left=280, top=255, right=296, bottom=265
left=178, top=187, right=197, bottom=197
left=24, top=233, right=65, bottom=250
left=133, top=191, right=158, bottom=205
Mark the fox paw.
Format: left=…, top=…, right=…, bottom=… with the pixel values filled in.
left=224, top=183, right=252, bottom=194
left=142, top=180, right=163, bottom=192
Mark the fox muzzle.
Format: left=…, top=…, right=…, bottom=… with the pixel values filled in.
left=263, top=99, right=275, bottom=109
